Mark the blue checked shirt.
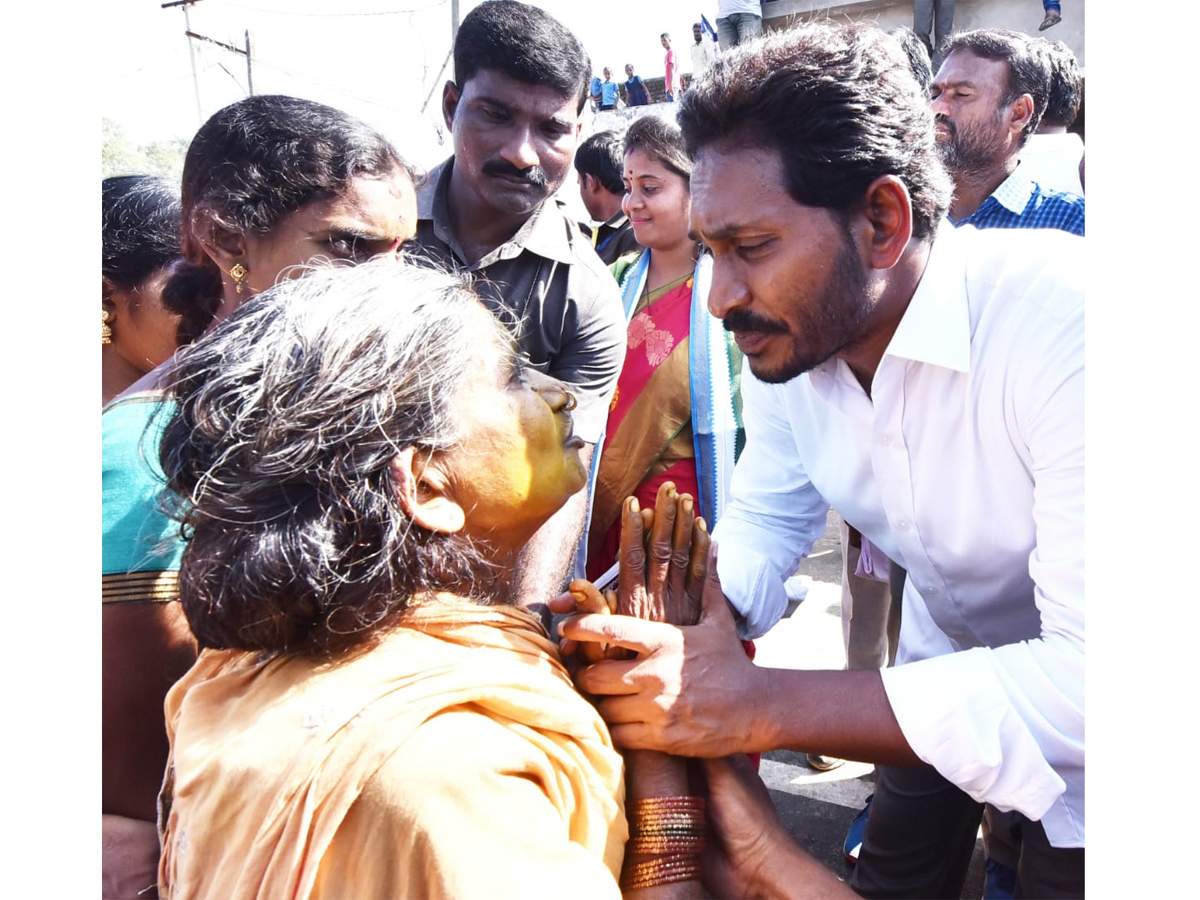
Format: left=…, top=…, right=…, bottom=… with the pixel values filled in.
left=950, top=165, right=1085, bottom=236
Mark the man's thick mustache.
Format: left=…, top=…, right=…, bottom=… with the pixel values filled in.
left=482, top=159, right=549, bottom=187
left=723, top=308, right=788, bottom=335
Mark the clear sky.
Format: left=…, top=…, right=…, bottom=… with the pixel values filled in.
left=103, top=0, right=723, bottom=167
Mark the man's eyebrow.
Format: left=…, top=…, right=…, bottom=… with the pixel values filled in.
left=471, top=93, right=515, bottom=113
left=694, top=221, right=757, bottom=241
left=933, top=79, right=976, bottom=92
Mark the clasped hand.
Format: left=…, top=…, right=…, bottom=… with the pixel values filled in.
left=551, top=483, right=765, bottom=758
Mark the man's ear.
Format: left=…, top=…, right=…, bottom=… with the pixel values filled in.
left=191, top=207, right=248, bottom=272
left=1007, top=93, right=1036, bottom=140
left=442, top=80, right=462, bottom=130
left=855, top=175, right=914, bottom=271
left=390, top=447, right=466, bottom=535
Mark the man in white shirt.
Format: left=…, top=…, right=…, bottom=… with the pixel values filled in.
left=562, top=21, right=1084, bottom=898
left=690, top=22, right=717, bottom=81
left=1020, top=38, right=1085, bottom=195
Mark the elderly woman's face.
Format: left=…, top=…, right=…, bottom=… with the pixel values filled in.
left=439, top=305, right=588, bottom=551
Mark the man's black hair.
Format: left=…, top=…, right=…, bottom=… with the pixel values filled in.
left=888, top=25, right=933, bottom=94
left=940, top=29, right=1050, bottom=142
left=678, top=22, right=952, bottom=240
left=574, top=130, right=626, bottom=195
left=1034, top=39, right=1082, bottom=127
left=453, top=1, right=591, bottom=114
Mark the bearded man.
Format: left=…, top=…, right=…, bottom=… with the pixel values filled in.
left=931, top=28, right=1083, bottom=234
left=562, top=22, right=1085, bottom=898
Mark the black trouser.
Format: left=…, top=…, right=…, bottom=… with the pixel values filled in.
left=850, top=765, right=1084, bottom=899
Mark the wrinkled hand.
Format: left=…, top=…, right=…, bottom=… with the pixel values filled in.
left=558, top=543, right=767, bottom=757
left=617, top=481, right=710, bottom=626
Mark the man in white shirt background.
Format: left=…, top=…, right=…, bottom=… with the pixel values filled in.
left=1019, top=38, right=1085, bottom=195
left=562, top=21, right=1084, bottom=898
left=690, top=21, right=717, bottom=81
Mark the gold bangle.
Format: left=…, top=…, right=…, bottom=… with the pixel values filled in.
left=630, top=796, right=707, bottom=814
left=629, top=796, right=707, bottom=840
left=620, top=853, right=702, bottom=891
left=627, top=834, right=708, bottom=856
left=628, top=830, right=700, bottom=844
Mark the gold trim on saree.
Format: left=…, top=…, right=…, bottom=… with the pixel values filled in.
left=102, top=569, right=180, bottom=604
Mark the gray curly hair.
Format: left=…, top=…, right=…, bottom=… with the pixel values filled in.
left=159, top=259, right=509, bottom=656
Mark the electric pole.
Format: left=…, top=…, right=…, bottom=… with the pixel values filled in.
left=162, top=0, right=256, bottom=125
left=162, top=0, right=204, bottom=126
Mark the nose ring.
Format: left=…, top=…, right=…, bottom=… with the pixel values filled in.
left=563, top=390, right=578, bottom=412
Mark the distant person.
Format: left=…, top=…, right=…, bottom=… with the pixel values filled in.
left=589, top=73, right=603, bottom=110
left=596, top=66, right=620, bottom=110
left=690, top=22, right=716, bottom=80
left=661, top=33, right=681, bottom=102
left=102, top=175, right=183, bottom=407
left=931, top=28, right=1084, bottom=233
left=412, top=0, right=626, bottom=609
left=888, top=24, right=934, bottom=93
left=1020, top=38, right=1084, bottom=194
left=622, top=63, right=650, bottom=107
left=574, top=129, right=642, bottom=265
left=1040, top=1, right=1062, bottom=31
left=913, top=0, right=955, bottom=69
left=715, top=1, right=763, bottom=49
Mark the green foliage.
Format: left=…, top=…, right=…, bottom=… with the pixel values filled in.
left=102, top=118, right=188, bottom=182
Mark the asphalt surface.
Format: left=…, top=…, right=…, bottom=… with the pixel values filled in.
left=751, top=509, right=986, bottom=898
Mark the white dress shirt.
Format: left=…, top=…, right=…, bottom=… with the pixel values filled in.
left=712, top=223, right=1084, bottom=847
left=1017, top=131, right=1085, bottom=196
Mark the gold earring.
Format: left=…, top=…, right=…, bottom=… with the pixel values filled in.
left=563, top=390, right=578, bottom=412
left=229, top=263, right=249, bottom=294
left=101, top=309, right=113, bottom=345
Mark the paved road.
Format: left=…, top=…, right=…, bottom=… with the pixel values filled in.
left=751, top=509, right=986, bottom=898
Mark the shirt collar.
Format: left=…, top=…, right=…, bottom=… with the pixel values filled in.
left=984, top=165, right=1036, bottom=216
left=418, top=157, right=576, bottom=268
left=603, top=211, right=629, bottom=229
left=882, top=222, right=972, bottom=373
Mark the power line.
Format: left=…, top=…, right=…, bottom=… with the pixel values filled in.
left=222, top=0, right=449, bottom=18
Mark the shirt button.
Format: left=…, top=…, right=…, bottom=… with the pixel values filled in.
left=926, top=585, right=939, bottom=595
left=896, top=518, right=910, bottom=530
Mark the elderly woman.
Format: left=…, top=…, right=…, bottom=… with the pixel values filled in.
left=102, top=94, right=419, bottom=898
left=102, top=175, right=183, bottom=406
left=154, top=261, right=715, bottom=899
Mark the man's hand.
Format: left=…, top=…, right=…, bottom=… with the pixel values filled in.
left=700, top=756, right=856, bottom=899
left=558, top=543, right=769, bottom=757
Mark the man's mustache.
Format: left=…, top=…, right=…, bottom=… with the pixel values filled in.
left=723, top=308, right=788, bottom=335
left=935, top=114, right=956, bottom=139
left=482, top=158, right=549, bottom=187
